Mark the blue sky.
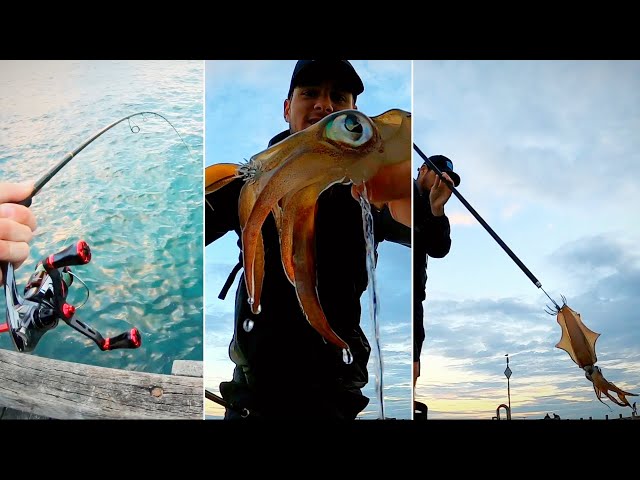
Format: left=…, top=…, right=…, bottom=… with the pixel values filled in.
left=204, top=61, right=412, bottom=419
left=413, top=60, right=640, bottom=419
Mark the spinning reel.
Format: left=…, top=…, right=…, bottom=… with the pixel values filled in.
left=1, top=240, right=141, bottom=353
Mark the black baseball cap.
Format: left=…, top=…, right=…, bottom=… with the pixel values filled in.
left=424, top=155, right=461, bottom=187
left=288, top=60, right=365, bottom=98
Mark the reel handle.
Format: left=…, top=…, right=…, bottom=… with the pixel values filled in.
left=102, top=328, right=142, bottom=351
left=43, top=240, right=91, bottom=270
left=65, top=315, right=142, bottom=351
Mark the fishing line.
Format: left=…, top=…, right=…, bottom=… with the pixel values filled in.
left=68, top=271, right=90, bottom=309
left=21, top=111, right=197, bottom=206
left=131, top=112, right=197, bottom=162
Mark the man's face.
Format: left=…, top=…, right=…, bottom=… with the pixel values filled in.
left=284, top=80, right=356, bottom=133
left=417, top=165, right=437, bottom=191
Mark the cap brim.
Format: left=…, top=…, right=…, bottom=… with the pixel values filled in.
left=294, top=61, right=364, bottom=96
left=448, top=172, right=461, bottom=187
left=434, top=168, right=460, bottom=187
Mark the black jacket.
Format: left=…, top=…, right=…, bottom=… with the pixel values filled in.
left=205, top=129, right=409, bottom=417
left=412, top=179, right=452, bottom=362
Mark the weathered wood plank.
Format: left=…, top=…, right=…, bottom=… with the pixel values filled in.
left=0, top=407, right=52, bottom=420
left=171, top=360, right=202, bottom=378
left=0, top=349, right=202, bottom=420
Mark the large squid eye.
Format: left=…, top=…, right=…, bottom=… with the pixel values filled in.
left=324, top=111, right=374, bottom=147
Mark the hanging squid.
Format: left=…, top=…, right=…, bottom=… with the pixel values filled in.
left=553, top=300, right=637, bottom=408
left=413, top=144, right=637, bottom=410
left=206, top=109, right=411, bottom=353
left=205, top=109, right=411, bottom=350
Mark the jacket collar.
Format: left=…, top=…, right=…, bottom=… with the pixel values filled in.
left=268, top=129, right=291, bottom=147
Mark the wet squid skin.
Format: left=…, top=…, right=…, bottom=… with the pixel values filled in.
left=205, top=109, right=411, bottom=352
left=555, top=304, right=637, bottom=407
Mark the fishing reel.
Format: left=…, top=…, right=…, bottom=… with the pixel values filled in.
left=1, top=240, right=142, bottom=353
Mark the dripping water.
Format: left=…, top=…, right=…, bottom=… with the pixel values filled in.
left=358, top=188, right=385, bottom=420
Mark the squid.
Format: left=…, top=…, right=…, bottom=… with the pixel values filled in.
left=554, top=301, right=637, bottom=408
left=205, top=109, right=411, bottom=353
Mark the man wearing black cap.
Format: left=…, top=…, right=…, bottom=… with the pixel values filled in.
left=205, top=60, right=410, bottom=419
left=271, top=60, right=364, bottom=141
left=413, top=155, right=460, bottom=389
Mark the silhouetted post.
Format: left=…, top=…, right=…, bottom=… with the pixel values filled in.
left=504, top=354, right=512, bottom=417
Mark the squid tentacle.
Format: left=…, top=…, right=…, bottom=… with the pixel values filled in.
left=207, top=109, right=411, bottom=353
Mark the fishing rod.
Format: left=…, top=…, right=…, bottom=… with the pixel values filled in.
left=205, top=389, right=251, bottom=418
left=413, top=143, right=560, bottom=310
left=2, top=111, right=187, bottom=352
left=17, top=111, right=188, bottom=207
left=414, top=143, right=638, bottom=409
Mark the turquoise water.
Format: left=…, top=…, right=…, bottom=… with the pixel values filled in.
left=0, top=61, right=203, bottom=375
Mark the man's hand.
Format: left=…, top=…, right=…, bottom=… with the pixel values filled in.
left=0, top=182, right=36, bottom=286
left=351, top=161, right=412, bottom=226
left=429, top=172, right=454, bottom=217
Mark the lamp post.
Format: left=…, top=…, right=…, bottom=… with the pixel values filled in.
left=504, top=354, right=512, bottom=418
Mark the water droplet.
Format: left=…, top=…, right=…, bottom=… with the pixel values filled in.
left=342, top=348, right=353, bottom=365
left=247, top=297, right=254, bottom=305
left=254, top=304, right=262, bottom=314
left=243, top=318, right=254, bottom=332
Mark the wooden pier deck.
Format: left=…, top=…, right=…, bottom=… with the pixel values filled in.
left=0, top=349, right=202, bottom=420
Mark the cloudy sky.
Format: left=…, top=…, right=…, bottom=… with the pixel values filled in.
left=413, top=60, right=640, bottom=420
left=204, top=60, right=412, bottom=419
